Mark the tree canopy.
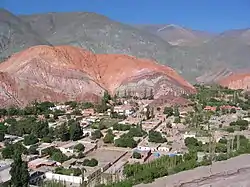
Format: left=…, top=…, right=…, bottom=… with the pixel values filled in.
left=10, top=152, right=29, bottom=187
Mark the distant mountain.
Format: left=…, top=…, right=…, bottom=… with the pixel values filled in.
left=0, top=9, right=50, bottom=62
left=0, top=9, right=249, bottom=83
left=134, top=24, right=213, bottom=46
left=20, top=12, right=176, bottom=62
left=219, top=28, right=250, bottom=45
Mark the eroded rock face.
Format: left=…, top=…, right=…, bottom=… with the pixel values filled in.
left=0, top=45, right=196, bottom=107
left=219, top=74, right=250, bottom=90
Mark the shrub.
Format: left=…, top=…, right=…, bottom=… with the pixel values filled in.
left=132, top=152, right=142, bottom=159
left=83, top=158, right=98, bottom=167
left=23, top=134, right=39, bottom=145
left=74, top=143, right=85, bottom=152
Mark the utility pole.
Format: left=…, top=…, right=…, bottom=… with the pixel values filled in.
left=227, top=137, right=231, bottom=158
left=237, top=134, right=240, bottom=150
left=231, top=136, right=234, bottom=151
left=209, top=130, right=215, bottom=163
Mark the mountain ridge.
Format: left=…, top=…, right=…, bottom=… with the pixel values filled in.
left=1, top=8, right=250, bottom=85
left=0, top=45, right=196, bottom=107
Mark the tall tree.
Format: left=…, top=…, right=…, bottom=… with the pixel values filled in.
left=148, top=88, right=154, bottom=100
left=69, top=122, right=83, bottom=141
left=56, top=123, right=70, bottom=141
left=10, top=152, right=29, bottom=187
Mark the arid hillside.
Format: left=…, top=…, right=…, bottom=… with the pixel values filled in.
left=219, top=73, right=250, bottom=90
left=0, top=45, right=195, bottom=107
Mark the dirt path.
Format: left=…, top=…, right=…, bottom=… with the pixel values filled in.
left=136, top=154, right=250, bottom=187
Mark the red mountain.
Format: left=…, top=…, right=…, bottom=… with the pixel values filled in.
left=0, top=45, right=196, bottom=107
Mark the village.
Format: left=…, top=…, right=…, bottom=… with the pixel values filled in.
left=1, top=85, right=250, bottom=187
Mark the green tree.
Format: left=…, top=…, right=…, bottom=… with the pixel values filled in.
left=173, top=106, right=180, bottom=117
left=174, top=117, right=181, bottom=123
left=65, top=101, right=77, bottom=108
left=127, top=127, right=146, bottom=137
left=148, top=130, right=167, bottom=143
left=103, top=91, right=111, bottom=104
left=132, top=152, right=142, bottom=159
left=32, top=121, right=49, bottom=138
left=163, top=107, right=174, bottom=117
left=148, top=89, right=154, bottom=100
left=184, top=137, right=199, bottom=147
left=28, top=145, right=39, bottom=155
left=42, top=136, right=52, bottom=143
left=83, top=158, right=98, bottom=167
left=114, top=135, right=137, bottom=148
left=113, top=123, right=130, bottom=131
left=91, top=130, right=103, bottom=140
left=56, top=123, right=70, bottom=141
left=103, top=130, right=115, bottom=143
left=2, top=143, right=27, bottom=159
left=23, top=134, right=39, bottom=146
left=230, top=108, right=236, bottom=114
left=42, top=181, right=66, bottom=187
left=226, top=127, right=235, bottom=133
left=69, top=122, right=83, bottom=141
left=10, top=152, right=29, bottom=187
left=51, top=151, right=68, bottom=163
left=0, top=131, right=4, bottom=142
left=74, top=143, right=85, bottom=152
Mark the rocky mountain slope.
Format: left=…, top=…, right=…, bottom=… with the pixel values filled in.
left=196, top=68, right=234, bottom=84
left=0, top=8, right=50, bottom=62
left=19, top=11, right=250, bottom=82
left=219, top=73, right=250, bottom=90
left=0, top=45, right=195, bottom=107
left=1, top=9, right=250, bottom=83
left=20, top=12, right=176, bottom=63
left=134, top=24, right=212, bottom=46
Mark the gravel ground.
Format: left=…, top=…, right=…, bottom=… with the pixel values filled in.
left=136, top=154, right=250, bottom=187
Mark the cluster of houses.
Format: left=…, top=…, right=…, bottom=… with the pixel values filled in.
left=204, top=105, right=241, bottom=112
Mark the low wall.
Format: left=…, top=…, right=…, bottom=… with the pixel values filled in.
left=45, top=172, right=82, bottom=184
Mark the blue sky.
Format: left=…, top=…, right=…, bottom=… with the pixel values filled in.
left=1, top=0, right=250, bottom=32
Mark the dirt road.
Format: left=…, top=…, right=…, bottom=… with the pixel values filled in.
left=136, top=154, right=250, bottom=187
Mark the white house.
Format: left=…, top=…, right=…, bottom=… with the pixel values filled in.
left=158, top=146, right=170, bottom=152
left=82, top=129, right=92, bottom=137
left=45, top=172, right=84, bottom=184
left=183, top=132, right=196, bottom=139
left=58, top=142, right=77, bottom=154
left=113, top=105, right=134, bottom=116
left=49, top=105, right=68, bottom=111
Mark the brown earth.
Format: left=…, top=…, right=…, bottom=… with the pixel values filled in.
left=0, top=45, right=196, bottom=107
left=219, top=73, right=250, bottom=90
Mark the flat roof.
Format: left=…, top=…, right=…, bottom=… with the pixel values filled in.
left=84, top=149, right=127, bottom=163
left=29, top=158, right=56, bottom=166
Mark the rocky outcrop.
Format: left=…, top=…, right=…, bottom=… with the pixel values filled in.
left=196, top=68, right=234, bottom=84
left=219, top=73, right=250, bottom=90
left=0, top=45, right=196, bottom=107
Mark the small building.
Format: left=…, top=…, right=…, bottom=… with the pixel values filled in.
left=58, top=142, right=78, bottom=154
left=183, top=132, right=196, bottom=139
left=0, top=161, right=12, bottom=186
left=49, top=105, right=68, bottom=111
left=28, top=158, right=58, bottom=169
left=29, top=171, right=45, bottom=185
left=114, top=105, right=134, bottom=116
left=4, top=134, right=24, bottom=144
left=204, top=106, right=216, bottom=112
left=82, top=109, right=95, bottom=116
left=82, top=129, right=93, bottom=137
left=37, top=143, right=55, bottom=156
left=220, top=105, right=241, bottom=111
